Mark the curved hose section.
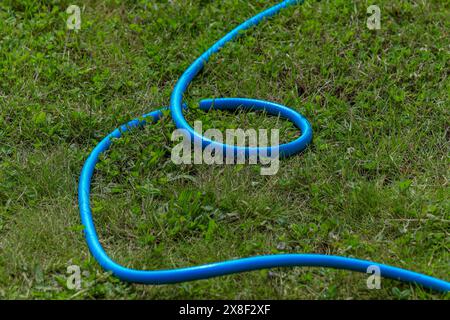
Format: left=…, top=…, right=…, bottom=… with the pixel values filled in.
left=78, top=0, right=450, bottom=292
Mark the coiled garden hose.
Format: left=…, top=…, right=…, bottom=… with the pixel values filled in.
left=78, top=0, right=450, bottom=292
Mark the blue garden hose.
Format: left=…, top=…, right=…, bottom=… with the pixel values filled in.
left=78, top=0, right=450, bottom=292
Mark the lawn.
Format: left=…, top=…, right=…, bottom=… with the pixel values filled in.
left=0, top=0, right=449, bottom=299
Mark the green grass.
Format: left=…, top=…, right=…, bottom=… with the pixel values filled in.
left=0, top=0, right=449, bottom=299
